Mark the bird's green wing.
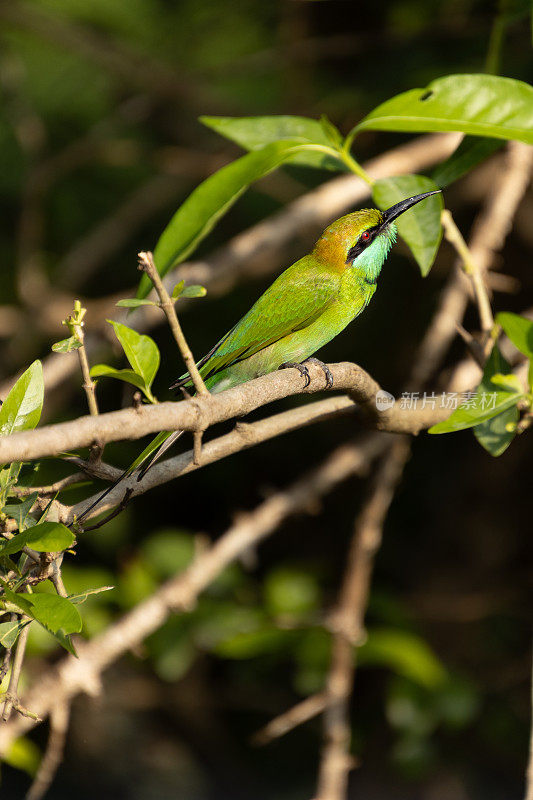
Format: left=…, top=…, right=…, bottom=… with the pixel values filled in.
left=173, top=256, right=341, bottom=388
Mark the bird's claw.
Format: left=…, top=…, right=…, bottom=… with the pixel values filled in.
left=303, top=358, right=334, bottom=389
left=278, top=361, right=311, bottom=388
left=278, top=358, right=333, bottom=389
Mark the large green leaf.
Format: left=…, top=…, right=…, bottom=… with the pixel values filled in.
left=431, top=136, right=504, bottom=188
left=0, top=361, right=44, bottom=438
left=107, top=320, right=159, bottom=389
left=372, top=174, right=443, bottom=275
left=355, top=75, right=533, bottom=144
left=25, top=593, right=82, bottom=635
left=200, top=115, right=344, bottom=170
left=140, top=139, right=339, bottom=297
left=0, top=521, right=75, bottom=556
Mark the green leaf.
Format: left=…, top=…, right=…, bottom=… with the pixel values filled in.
left=473, top=346, right=519, bottom=456
left=3, top=736, right=40, bottom=777
left=372, top=174, right=443, bottom=275
left=181, top=285, right=207, bottom=298
left=431, top=136, right=504, bottom=188
left=171, top=280, right=185, bottom=299
left=497, top=311, right=533, bottom=357
left=319, top=114, right=344, bottom=149
left=0, top=521, right=75, bottom=556
left=0, top=619, right=30, bottom=648
left=51, top=336, right=83, bottom=353
left=68, top=585, right=114, bottom=604
left=429, top=346, right=524, bottom=435
left=3, top=493, right=39, bottom=531
left=116, top=298, right=157, bottom=308
left=0, top=361, right=44, bottom=438
left=355, top=75, right=533, bottom=144
left=107, top=320, right=160, bottom=388
left=140, top=139, right=341, bottom=297
left=473, top=404, right=518, bottom=457
left=358, top=628, right=448, bottom=689
left=200, top=115, right=344, bottom=170
left=429, top=390, right=521, bottom=434
left=90, top=364, right=155, bottom=402
left=24, top=593, right=82, bottom=635
left=129, top=431, right=173, bottom=471
left=264, top=567, right=320, bottom=618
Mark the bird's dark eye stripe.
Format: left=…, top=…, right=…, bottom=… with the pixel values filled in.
left=346, top=225, right=379, bottom=263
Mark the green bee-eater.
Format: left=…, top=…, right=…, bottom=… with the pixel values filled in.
left=78, top=190, right=440, bottom=521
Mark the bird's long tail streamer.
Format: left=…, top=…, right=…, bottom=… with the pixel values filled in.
left=75, top=429, right=184, bottom=524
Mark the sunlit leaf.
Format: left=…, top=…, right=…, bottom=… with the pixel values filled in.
left=24, top=593, right=82, bottom=635
left=372, top=175, right=443, bottom=275
left=51, top=336, right=83, bottom=353
left=430, top=346, right=524, bottom=436
left=90, top=364, right=155, bottom=402
left=116, top=298, right=157, bottom=308
left=0, top=521, right=75, bottom=556
left=181, top=285, right=207, bottom=298
left=0, top=361, right=44, bottom=438
left=497, top=311, right=533, bottom=357
left=107, top=320, right=160, bottom=388
left=355, top=75, right=533, bottom=144
left=201, top=115, right=343, bottom=170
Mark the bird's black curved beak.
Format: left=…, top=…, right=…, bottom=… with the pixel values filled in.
left=379, top=190, right=441, bottom=231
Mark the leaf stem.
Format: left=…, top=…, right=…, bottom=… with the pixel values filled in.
left=441, top=209, right=494, bottom=336
left=138, top=251, right=209, bottom=396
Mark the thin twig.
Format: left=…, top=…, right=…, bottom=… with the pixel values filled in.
left=2, top=619, right=31, bottom=722
left=138, top=250, right=209, bottom=396
left=12, top=473, right=87, bottom=497
left=251, top=692, right=328, bottom=746
left=26, top=702, right=70, bottom=800
left=441, top=209, right=494, bottom=336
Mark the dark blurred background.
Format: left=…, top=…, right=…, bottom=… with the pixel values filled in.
left=0, top=1, right=532, bottom=798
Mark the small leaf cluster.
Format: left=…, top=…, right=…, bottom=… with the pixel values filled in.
left=429, top=313, right=533, bottom=455
left=90, top=280, right=206, bottom=401
left=0, top=363, right=88, bottom=656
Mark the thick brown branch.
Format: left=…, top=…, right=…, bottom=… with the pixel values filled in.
left=0, top=361, right=451, bottom=467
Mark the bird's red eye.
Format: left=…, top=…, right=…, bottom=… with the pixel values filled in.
left=361, top=231, right=371, bottom=242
